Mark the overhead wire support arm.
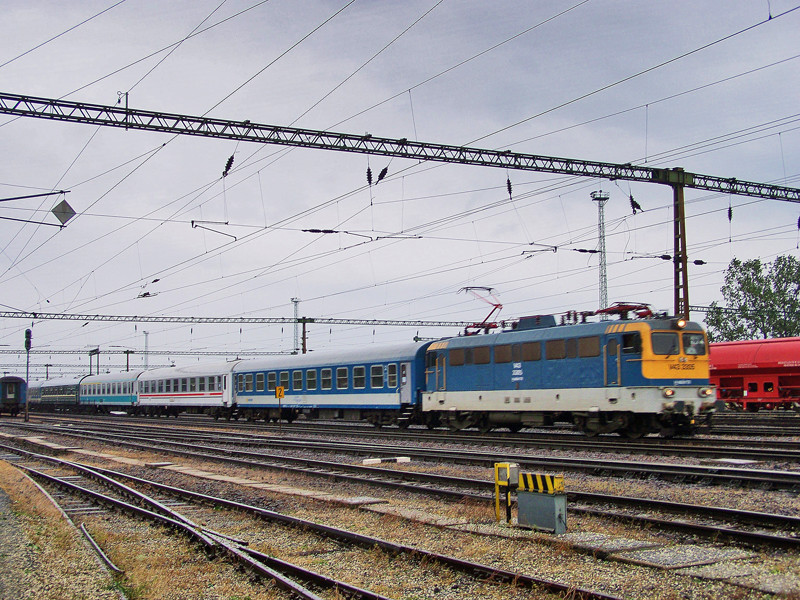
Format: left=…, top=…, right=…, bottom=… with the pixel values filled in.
left=1, top=92, right=799, bottom=203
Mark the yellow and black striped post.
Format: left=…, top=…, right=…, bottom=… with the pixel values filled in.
left=518, top=472, right=564, bottom=495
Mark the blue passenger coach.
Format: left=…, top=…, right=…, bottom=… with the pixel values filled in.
left=232, top=342, right=431, bottom=425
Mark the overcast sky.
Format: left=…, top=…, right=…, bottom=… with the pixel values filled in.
left=1, top=0, right=799, bottom=379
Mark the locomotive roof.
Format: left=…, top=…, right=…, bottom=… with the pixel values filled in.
left=710, top=337, right=800, bottom=369
left=441, top=317, right=703, bottom=348
left=234, top=341, right=431, bottom=373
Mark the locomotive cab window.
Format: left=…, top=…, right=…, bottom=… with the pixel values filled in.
left=651, top=332, right=680, bottom=355
left=682, top=332, right=706, bottom=355
left=622, top=332, right=642, bottom=353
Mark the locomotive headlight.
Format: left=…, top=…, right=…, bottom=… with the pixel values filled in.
left=672, top=318, right=687, bottom=329
left=662, top=388, right=676, bottom=398
left=698, top=387, right=714, bottom=398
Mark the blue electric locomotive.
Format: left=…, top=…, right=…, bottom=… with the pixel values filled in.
left=422, top=311, right=715, bottom=437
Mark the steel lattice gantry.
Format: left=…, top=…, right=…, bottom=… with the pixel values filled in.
left=3, top=91, right=800, bottom=319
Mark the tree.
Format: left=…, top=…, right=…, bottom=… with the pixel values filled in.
left=704, top=255, right=800, bottom=342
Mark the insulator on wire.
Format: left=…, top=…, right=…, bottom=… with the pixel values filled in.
left=377, top=166, right=388, bottom=183
left=222, top=155, right=234, bottom=177
left=506, top=177, right=512, bottom=200
left=367, top=167, right=373, bottom=186
left=728, top=206, right=733, bottom=222
left=630, top=195, right=642, bottom=214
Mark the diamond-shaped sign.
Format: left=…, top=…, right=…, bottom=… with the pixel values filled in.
left=52, top=199, right=76, bottom=225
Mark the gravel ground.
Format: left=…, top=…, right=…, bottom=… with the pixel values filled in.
left=0, top=461, right=120, bottom=600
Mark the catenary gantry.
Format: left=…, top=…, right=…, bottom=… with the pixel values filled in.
left=2, top=91, right=799, bottom=319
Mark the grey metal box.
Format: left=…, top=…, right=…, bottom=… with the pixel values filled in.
left=517, top=491, right=567, bottom=534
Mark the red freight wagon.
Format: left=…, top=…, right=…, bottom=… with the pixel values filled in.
left=709, top=338, right=800, bottom=411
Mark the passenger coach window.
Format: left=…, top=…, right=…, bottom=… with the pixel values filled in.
left=336, top=367, right=348, bottom=390
left=388, top=364, right=398, bottom=388
left=353, top=366, right=366, bottom=389
left=652, top=332, right=679, bottom=355
left=371, top=365, right=384, bottom=388
left=199, top=378, right=206, bottom=392
left=622, top=332, right=642, bottom=353
left=546, top=339, right=566, bottom=360
left=682, top=332, right=706, bottom=355
left=494, top=345, right=512, bottom=363
left=267, top=373, right=276, bottom=392
left=245, top=374, right=253, bottom=392
left=321, top=369, right=332, bottom=390
left=190, top=378, right=197, bottom=392
left=237, top=375, right=244, bottom=392
left=579, top=336, right=601, bottom=357
left=256, top=374, right=264, bottom=392
left=280, top=372, right=289, bottom=389
left=306, top=369, right=317, bottom=390
left=293, top=370, right=303, bottom=391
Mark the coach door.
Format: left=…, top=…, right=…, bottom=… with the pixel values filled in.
left=399, top=362, right=412, bottom=404
left=605, top=337, right=621, bottom=386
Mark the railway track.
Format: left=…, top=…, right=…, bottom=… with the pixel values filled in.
left=4, top=421, right=800, bottom=550
left=5, top=445, right=620, bottom=600
left=12, top=420, right=800, bottom=490
left=28, top=413, right=800, bottom=461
